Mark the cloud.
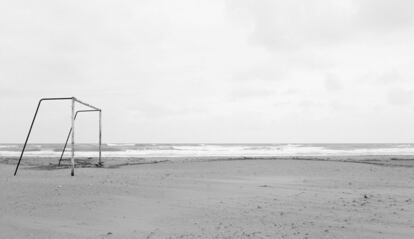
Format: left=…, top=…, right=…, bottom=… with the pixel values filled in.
left=229, top=88, right=274, bottom=100
left=226, top=0, right=414, bottom=51
left=387, top=88, right=412, bottom=106
left=1, top=0, right=414, bottom=143
left=226, top=0, right=354, bottom=50
left=356, top=0, right=414, bottom=31
left=377, top=69, right=404, bottom=84
left=324, top=73, right=342, bottom=91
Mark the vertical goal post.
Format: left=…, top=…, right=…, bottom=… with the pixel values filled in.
left=14, top=97, right=102, bottom=176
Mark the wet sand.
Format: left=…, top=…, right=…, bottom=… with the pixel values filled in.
left=1, top=158, right=413, bottom=238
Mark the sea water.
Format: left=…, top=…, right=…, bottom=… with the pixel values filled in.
left=1, top=143, right=414, bottom=158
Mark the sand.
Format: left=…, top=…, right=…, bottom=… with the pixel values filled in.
left=0, top=158, right=413, bottom=238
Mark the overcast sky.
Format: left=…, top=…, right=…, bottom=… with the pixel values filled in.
left=1, top=0, right=414, bottom=143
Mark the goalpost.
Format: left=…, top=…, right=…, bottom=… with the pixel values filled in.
left=14, top=97, right=102, bottom=176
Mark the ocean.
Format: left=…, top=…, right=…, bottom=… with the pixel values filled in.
left=1, top=143, right=414, bottom=158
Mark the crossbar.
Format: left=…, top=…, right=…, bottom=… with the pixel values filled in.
left=14, top=97, right=102, bottom=176
left=74, top=97, right=101, bottom=111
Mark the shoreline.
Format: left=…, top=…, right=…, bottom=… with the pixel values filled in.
left=2, top=155, right=414, bottom=172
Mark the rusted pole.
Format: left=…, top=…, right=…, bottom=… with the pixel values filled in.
left=14, top=99, right=43, bottom=176
left=71, top=98, right=75, bottom=176
left=99, top=110, right=102, bottom=166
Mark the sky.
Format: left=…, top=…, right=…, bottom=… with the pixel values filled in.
left=1, top=0, right=414, bottom=143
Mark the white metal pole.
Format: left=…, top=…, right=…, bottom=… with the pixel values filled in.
left=71, top=98, right=75, bottom=176
left=99, top=110, right=102, bottom=165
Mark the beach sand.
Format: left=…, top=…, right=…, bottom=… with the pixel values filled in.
left=1, top=158, right=413, bottom=238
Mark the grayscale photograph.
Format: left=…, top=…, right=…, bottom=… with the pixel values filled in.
left=0, top=0, right=413, bottom=238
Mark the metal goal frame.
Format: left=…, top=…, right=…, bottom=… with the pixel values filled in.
left=14, top=97, right=102, bottom=176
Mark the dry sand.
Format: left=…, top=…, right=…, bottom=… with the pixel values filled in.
left=1, top=158, right=413, bottom=238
